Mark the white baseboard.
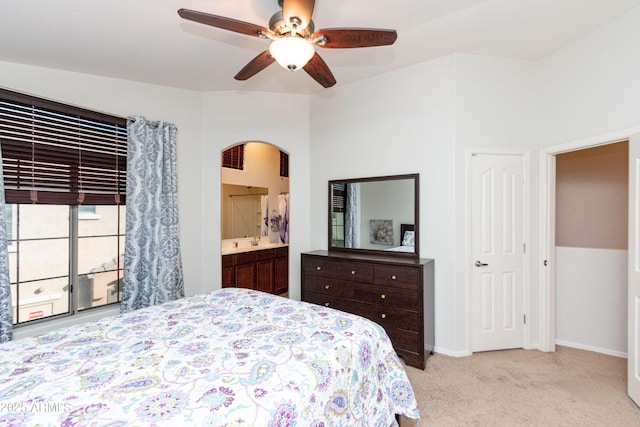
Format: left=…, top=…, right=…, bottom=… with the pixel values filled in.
left=433, top=346, right=472, bottom=357
left=556, top=339, right=627, bottom=359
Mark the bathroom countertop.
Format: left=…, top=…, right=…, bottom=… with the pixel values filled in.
left=221, top=242, right=288, bottom=256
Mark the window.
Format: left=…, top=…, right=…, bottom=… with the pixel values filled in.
left=0, top=88, right=127, bottom=325
left=331, top=183, right=346, bottom=247
left=222, top=144, right=244, bottom=170
left=279, top=150, right=289, bottom=178
left=78, top=204, right=100, bottom=220
left=79, top=205, right=96, bottom=215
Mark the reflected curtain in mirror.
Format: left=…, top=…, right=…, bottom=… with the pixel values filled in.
left=345, top=183, right=359, bottom=248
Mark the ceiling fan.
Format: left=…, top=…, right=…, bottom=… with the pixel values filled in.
left=177, top=0, right=397, bottom=88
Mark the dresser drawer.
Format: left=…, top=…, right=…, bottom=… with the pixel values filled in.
left=353, top=284, right=417, bottom=309
left=336, top=261, right=373, bottom=283
left=303, top=291, right=352, bottom=312
left=351, top=302, right=419, bottom=331
left=304, top=276, right=354, bottom=299
left=302, top=256, right=337, bottom=278
left=386, top=327, right=421, bottom=354
left=374, top=265, right=419, bottom=289
left=301, top=251, right=433, bottom=370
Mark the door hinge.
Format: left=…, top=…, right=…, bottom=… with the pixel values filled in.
left=523, top=314, right=527, bottom=324
left=523, top=243, right=526, bottom=253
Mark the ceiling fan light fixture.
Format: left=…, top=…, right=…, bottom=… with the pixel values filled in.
left=269, top=37, right=315, bottom=71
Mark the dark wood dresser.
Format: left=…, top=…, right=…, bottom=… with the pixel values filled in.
left=301, top=250, right=434, bottom=369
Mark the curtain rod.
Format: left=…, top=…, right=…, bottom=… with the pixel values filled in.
left=128, top=116, right=160, bottom=127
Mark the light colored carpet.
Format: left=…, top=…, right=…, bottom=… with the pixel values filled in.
left=400, top=346, right=640, bottom=426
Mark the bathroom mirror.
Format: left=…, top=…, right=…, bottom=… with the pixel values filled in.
left=221, top=184, right=268, bottom=239
left=328, top=174, right=419, bottom=258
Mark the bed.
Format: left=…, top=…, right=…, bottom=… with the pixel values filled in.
left=0, top=288, right=419, bottom=426
left=386, top=224, right=415, bottom=253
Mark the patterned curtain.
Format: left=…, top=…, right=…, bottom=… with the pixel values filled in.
left=261, top=194, right=269, bottom=238
left=121, top=117, right=184, bottom=313
left=0, top=144, right=12, bottom=342
left=278, top=193, right=289, bottom=244
left=345, top=183, right=359, bottom=248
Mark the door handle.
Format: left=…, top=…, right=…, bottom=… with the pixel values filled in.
left=475, top=260, right=489, bottom=267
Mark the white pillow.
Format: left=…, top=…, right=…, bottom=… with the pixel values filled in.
left=402, top=230, right=415, bottom=247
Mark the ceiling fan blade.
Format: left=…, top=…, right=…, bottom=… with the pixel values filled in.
left=234, top=51, right=276, bottom=81
left=303, top=53, right=336, bottom=88
left=282, top=0, right=315, bottom=32
left=314, top=28, right=398, bottom=48
left=178, top=9, right=270, bottom=38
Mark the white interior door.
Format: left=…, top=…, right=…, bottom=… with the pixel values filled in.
left=471, top=153, right=526, bottom=352
left=628, top=133, right=640, bottom=406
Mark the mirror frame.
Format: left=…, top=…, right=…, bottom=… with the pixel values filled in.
left=328, top=173, right=419, bottom=259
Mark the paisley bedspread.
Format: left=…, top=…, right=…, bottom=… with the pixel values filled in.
left=0, top=288, right=420, bottom=426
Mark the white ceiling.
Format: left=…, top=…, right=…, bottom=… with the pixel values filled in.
left=1, top=0, right=639, bottom=94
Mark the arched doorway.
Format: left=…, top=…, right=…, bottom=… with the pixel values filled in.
left=219, top=141, right=289, bottom=296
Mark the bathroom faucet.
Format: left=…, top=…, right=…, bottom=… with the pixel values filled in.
left=251, top=236, right=259, bottom=246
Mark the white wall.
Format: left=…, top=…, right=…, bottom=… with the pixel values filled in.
left=200, top=91, right=311, bottom=301
left=454, top=54, right=540, bottom=351
left=359, top=179, right=414, bottom=250
left=0, top=60, right=205, bottom=338
left=308, top=6, right=640, bottom=357
left=3, top=70, right=313, bottom=337
left=0, top=61, right=204, bottom=294
left=539, top=6, right=640, bottom=355
left=310, top=56, right=459, bottom=354
left=5, top=4, right=640, bottom=355
left=309, top=52, right=544, bottom=355
left=556, top=247, right=627, bottom=357
left=539, top=6, right=640, bottom=145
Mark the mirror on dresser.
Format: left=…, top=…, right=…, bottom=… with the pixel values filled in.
left=302, top=172, right=434, bottom=369
left=328, top=174, right=419, bottom=258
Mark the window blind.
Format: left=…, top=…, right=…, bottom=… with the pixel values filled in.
left=0, top=88, right=127, bottom=205
left=279, top=150, right=289, bottom=178
left=222, top=144, right=244, bottom=170
left=331, top=183, right=346, bottom=213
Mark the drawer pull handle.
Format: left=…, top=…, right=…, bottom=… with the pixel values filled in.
left=351, top=270, right=356, bottom=275
left=391, top=275, right=397, bottom=280
left=316, top=266, right=322, bottom=271
left=381, top=294, right=386, bottom=299
left=34, top=287, right=45, bottom=294
left=324, top=285, right=330, bottom=290
left=381, top=313, right=386, bottom=319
